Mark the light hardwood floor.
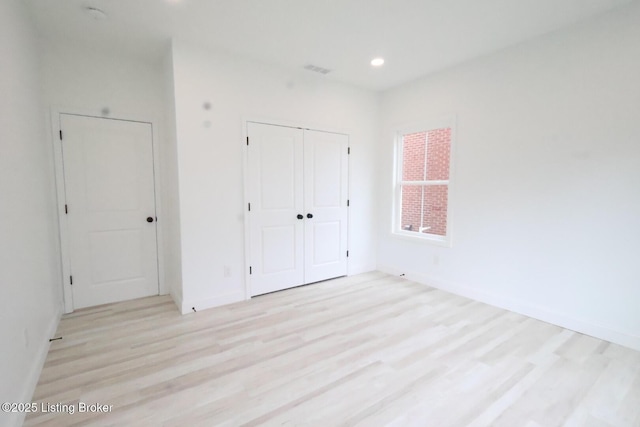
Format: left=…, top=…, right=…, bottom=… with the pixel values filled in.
left=25, top=272, right=640, bottom=426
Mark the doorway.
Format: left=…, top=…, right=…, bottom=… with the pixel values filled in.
left=56, top=113, right=160, bottom=309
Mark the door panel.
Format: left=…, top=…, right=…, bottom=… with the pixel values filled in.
left=261, top=226, right=297, bottom=273
left=312, top=139, right=343, bottom=207
left=248, top=122, right=304, bottom=296
left=84, top=132, right=141, bottom=211
left=259, top=137, right=297, bottom=210
left=311, top=220, right=342, bottom=264
left=303, top=130, right=349, bottom=283
left=88, top=229, right=143, bottom=283
left=61, top=114, right=158, bottom=309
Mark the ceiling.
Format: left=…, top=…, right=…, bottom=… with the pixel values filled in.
left=24, top=0, right=634, bottom=91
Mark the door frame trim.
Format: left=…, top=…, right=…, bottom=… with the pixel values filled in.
left=242, top=117, right=351, bottom=300
left=50, top=106, right=166, bottom=313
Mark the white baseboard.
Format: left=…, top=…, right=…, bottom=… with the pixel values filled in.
left=181, top=291, right=245, bottom=315
left=348, top=263, right=377, bottom=276
left=10, top=307, right=62, bottom=427
left=378, top=265, right=640, bottom=352
left=169, top=288, right=182, bottom=314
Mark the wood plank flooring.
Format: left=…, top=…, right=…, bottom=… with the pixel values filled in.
left=25, top=272, right=640, bottom=426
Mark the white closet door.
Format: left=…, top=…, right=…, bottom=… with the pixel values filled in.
left=247, top=122, right=304, bottom=296
left=61, top=114, right=159, bottom=309
left=303, top=130, right=349, bottom=283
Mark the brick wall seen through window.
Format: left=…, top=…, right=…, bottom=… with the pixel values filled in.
left=399, top=128, right=451, bottom=237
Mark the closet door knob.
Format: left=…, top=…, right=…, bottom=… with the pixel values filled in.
left=146, top=217, right=154, bottom=223
left=307, top=213, right=313, bottom=219
left=297, top=214, right=303, bottom=220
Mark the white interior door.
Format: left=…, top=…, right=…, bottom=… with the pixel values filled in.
left=303, top=130, right=349, bottom=283
left=60, top=114, right=159, bottom=309
left=247, top=122, right=304, bottom=296
left=247, top=122, right=349, bottom=296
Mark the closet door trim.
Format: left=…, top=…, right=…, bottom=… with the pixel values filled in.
left=243, top=118, right=350, bottom=299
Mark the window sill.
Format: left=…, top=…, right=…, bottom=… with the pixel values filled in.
left=391, top=230, right=452, bottom=247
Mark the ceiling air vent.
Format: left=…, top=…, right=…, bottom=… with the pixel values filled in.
left=304, top=64, right=332, bottom=75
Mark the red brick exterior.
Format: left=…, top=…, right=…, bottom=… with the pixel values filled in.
left=400, top=128, right=451, bottom=236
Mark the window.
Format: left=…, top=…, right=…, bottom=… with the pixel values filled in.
left=393, top=120, right=454, bottom=245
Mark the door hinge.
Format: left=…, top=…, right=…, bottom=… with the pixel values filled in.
left=69, top=275, right=73, bottom=285
left=347, top=199, right=350, bottom=207
left=346, top=250, right=349, bottom=257
left=64, top=204, right=68, bottom=214
left=249, top=266, right=252, bottom=275
left=246, top=136, right=249, bottom=146
left=347, top=147, right=350, bottom=155
left=59, top=130, right=63, bottom=141
left=248, top=203, right=251, bottom=211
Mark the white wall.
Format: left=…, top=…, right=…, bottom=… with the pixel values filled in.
left=162, top=46, right=184, bottom=306
left=377, top=3, right=640, bottom=350
left=171, top=41, right=379, bottom=313
left=39, top=41, right=182, bottom=303
left=40, top=42, right=166, bottom=122
left=0, top=1, right=62, bottom=426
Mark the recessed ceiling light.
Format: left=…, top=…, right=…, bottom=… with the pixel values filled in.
left=371, top=58, right=385, bottom=67
left=84, top=7, right=108, bottom=20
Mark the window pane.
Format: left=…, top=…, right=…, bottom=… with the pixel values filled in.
left=400, top=184, right=448, bottom=236
left=426, top=128, right=451, bottom=181
left=400, top=185, right=422, bottom=233
left=402, top=129, right=451, bottom=182
left=402, top=132, right=426, bottom=181
left=422, top=185, right=448, bottom=236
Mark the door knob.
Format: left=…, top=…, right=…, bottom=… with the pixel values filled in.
left=307, top=213, right=313, bottom=219
left=147, top=217, right=154, bottom=223
left=297, top=214, right=303, bottom=220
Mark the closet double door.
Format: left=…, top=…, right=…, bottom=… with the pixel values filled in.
left=247, top=122, right=349, bottom=296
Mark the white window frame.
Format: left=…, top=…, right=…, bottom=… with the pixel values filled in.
left=392, top=117, right=455, bottom=247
